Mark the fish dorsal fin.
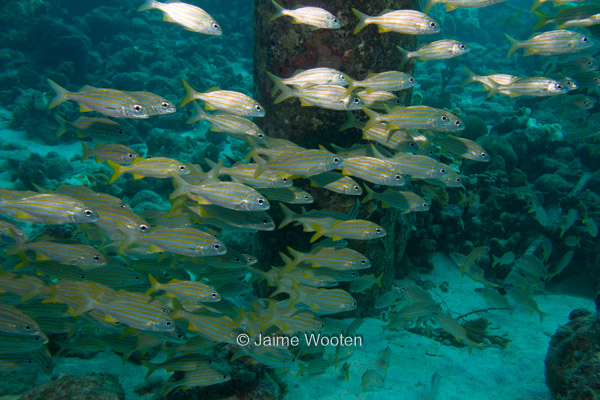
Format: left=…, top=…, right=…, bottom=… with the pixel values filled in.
left=365, top=72, right=376, bottom=79
left=379, top=9, right=393, bottom=15
left=81, top=85, right=97, bottom=91
left=290, top=69, right=305, bottom=77
left=206, top=87, right=222, bottom=93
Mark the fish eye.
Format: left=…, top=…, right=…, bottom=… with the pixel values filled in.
left=352, top=302, right=357, bottom=307
left=255, top=105, right=262, bottom=112
left=455, top=177, right=461, bottom=182
left=333, top=157, right=341, bottom=164
left=25, top=324, right=31, bottom=330
left=455, top=120, right=461, bottom=126
left=375, top=227, right=382, bottom=233
left=179, top=165, right=186, bottom=171
left=135, top=275, right=140, bottom=280
left=211, top=293, right=218, bottom=299
left=395, top=174, right=401, bottom=180
left=583, top=36, right=589, bottom=43
left=223, top=374, right=228, bottom=379
left=423, top=202, right=428, bottom=207
left=165, top=320, right=172, bottom=327
left=133, top=104, right=142, bottom=112
left=282, top=177, right=288, bottom=183
left=441, top=115, right=447, bottom=121
left=140, top=224, right=149, bottom=232
left=360, top=259, right=366, bottom=264
left=459, top=44, right=465, bottom=50
left=353, top=97, right=361, bottom=103
left=409, top=143, right=416, bottom=148
left=212, top=23, right=219, bottom=30
left=440, top=168, right=447, bottom=173
left=213, top=244, right=221, bottom=250
left=161, top=102, right=169, bottom=108
left=262, top=218, right=268, bottom=224
left=408, top=77, right=415, bottom=82
left=257, top=198, right=265, bottom=205
left=556, top=84, right=563, bottom=89
left=34, top=335, right=40, bottom=341
left=430, top=22, right=437, bottom=28
left=118, top=129, right=124, bottom=135
left=353, top=185, right=360, bottom=191
left=127, top=152, right=135, bottom=158
left=481, top=152, right=488, bottom=158
left=83, top=209, right=93, bottom=217
left=339, top=74, right=345, bottom=80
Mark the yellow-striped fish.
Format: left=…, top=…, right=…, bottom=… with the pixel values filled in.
left=432, top=135, right=489, bottom=162
left=531, top=0, right=586, bottom=12
left=433, top=312, right=481, bottom=353
left=488, top=77, right=567, bottom=98
left=309, top=172, right=363, bottom=195
left=207, top=160, right=290, bottom=188
left=462, top=67, right=519, bottom=93
left=352, top=8, right=439, bottom=35
left=15, top=241, right=106, bottom=269
left=397, top=39, right=469, bottom=66
left=47, top=79, right=148, bottom=118
left=0, top=220, right=28, bottom=247
left=0, top=331, right=49, bottom=354
left=187, top=101, right=265, bottom=139
left=54, top=115, right=131, bottom=141
left=341, top=156, right=405, bottom=186
left=310, top=219, right=386, bottom=242
left=362, top=106, right=464, bottom=132
left=286, top=246, right=371, bottom=270
left=147, top=274, right=220, bottom=303
left=106, top=157, right=189, bottom=183
left=170, top=175, right=270, bottom=211
left=0, top=304, right=42, bottom=336
left=506, top=30, right=592, bottom=57
left=181, top=79, right=264, bottom=116
left=138, top=0, right=222, bottom=35
left=363, top=185, right=430, bottom=213
left=349, top=273, right=383, bottom=293
left=118, top=225, right=226, bottom=257
left=425, top=0, right=505, bottom=13
left=0, top=193, right=98, bottom=224
left=268, top=73, right=363, bottom=110
left=270, top=0, right=340, bottom=29
left=362, top=369, right=385, bottom=391
left=347, top=71, right=416, bottom=93
left=81, top=142, right=138, bottom=165
left=186, top=204, right=275, bottom=231
left=260, top=186, right=313, bottom=204
left=354, top=90, right=399, bottom=111
left=252, top=149, right=343, bottom=178
left=270, top=68, right=349, bottom=92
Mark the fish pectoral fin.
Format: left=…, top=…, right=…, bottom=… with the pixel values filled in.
left=104, top=314, right=119, bottom=323
left=523, top=49, right=536, bottom=56
left=163, top=14, right=176, bottom=23
left=377, top=26, right=391, bottom=33
left=35, top=252, right=51, bottom=261
left=79, top=104, right=93, bottom=112
left=445, top=5, right=458, bottom=11
left=148, top=244, right=165, bottom=253
left=15, top=210, right=33, bottom=220
left=132, top=173, right=145, bottom=179
left=331, top=235, right=343, bottom=241
left=291, top=18, right=301, bottom=24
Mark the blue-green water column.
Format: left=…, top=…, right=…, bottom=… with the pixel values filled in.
left=253, top=0, right=420, bottom=314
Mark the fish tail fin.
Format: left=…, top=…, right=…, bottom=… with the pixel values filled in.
left=71, top=289, right=95, bottom=317
left=539, top=310, right=551, bottom=324
left=206, top=159, right=223, bottom=181
left=361, top=184, right=375, bottom=204
left=361, top=106, right=379, bottom=131
left=530, top=0, right=542, bottom=12
left=491, top=255, right=498, bottom=268
left=267, top=72, right=293, bottom=103
left=376, top=272, right=383, bottom=287
left=180, top=78, right=196, bottom=107
left=397, top=46, right=410, bottom=68
left=285, top=246, right=302, bottom=270
left=186, top=101, right=206, bottom=124
left=485, top=80, right=500, bottom=99
left=81, top=142, right=92, bottom=162
left=54, top=114, right=69, bottom=137
left=278, top=203, right=297, bottom=229
left=47, top=79, right=69, bottom=109
left=352, top=8, right=369, bottom=34
left=146, top=273, right=159, bottom=296
left=296, top=363, right=307, bottom=377
left=141, top=360, right=156, bottom=379
left=137, top=0, right=156, bottom=12
left=462, top=66, right=477, bottom=87
left=310, top=224, right=324, bottom=243
left=424, top=0, right=436, bottom=14
left=115, top=223, right=138, bottom=253
left=505, top=33, right=521, bottom=57
left=249, top=151, right=267, bottom=178
left=170, top=174, right=190, bottom=199
left=105, top=159, right=123, bottom=183
left=340, top=110, right=363, bottom=132
left=533, top=10, right=548, bottom=30
left=270, top=0, right=285, bottom=21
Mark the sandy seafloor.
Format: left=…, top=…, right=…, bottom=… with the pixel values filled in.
left=0, top=118, right=595, bottom=400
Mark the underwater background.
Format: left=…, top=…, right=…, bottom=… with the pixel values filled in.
left=0, top=0, right=600, bottom=399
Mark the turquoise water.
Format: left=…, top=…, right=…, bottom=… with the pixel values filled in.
left=0, top=0, right=599, bottom=399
